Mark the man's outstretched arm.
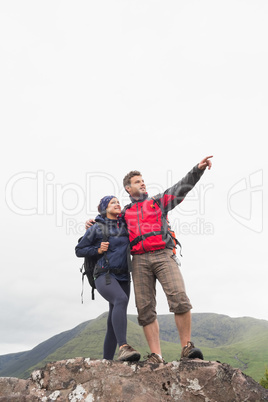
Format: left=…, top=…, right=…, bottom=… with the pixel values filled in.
left=157, top=155, right=213, bottom=212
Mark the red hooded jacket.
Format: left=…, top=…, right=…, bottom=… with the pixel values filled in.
left=122, top=165, right=204, bottom=255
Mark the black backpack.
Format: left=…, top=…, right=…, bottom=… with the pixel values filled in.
left=78, top=222, right=109, bottom=302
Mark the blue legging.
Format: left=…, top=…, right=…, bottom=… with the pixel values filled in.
left=95, top=275, right=130, bottom=360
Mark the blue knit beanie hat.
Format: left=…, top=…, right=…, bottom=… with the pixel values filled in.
left=98, top=195, right=116, bottom=216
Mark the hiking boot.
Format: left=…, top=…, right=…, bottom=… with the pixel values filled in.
left=118, top=345, right=141, bottom=362
left=144, top=353, right=165, bottom=364
left=181, top=341, right=204, bottom=360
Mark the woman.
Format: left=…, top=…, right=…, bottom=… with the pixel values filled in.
left=75, top=195, right=140, bottom=362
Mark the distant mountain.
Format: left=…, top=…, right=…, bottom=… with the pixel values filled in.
left=0, top=313, right=267, bottom=383
left=0, top=320, right=89, bottom=379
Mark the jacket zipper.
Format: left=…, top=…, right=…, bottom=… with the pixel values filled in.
left=136, top=203, right=145, bottom=252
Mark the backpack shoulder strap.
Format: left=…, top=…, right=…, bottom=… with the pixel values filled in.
left=152, top=196, right=165, bottom=213
left=152, top=197, right=182, bottom=255
left=121, top=202, right=133, bottom=221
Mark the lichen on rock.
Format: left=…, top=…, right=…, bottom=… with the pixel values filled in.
left=0, top=357, right=267, bottom=401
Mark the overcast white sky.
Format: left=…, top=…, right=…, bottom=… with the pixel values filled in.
left=1, top=0, right=267, bottom=356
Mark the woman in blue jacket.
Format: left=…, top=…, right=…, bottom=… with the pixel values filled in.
left=75, top=195, right=140, bottom=362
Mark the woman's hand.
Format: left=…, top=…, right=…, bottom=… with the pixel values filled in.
left=98, top=242, right=109, bottom=254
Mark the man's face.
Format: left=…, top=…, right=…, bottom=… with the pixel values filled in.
left=126, top=175, right=147, bottom=198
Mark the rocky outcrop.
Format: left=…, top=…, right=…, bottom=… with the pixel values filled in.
left=0, top=358, right=267, bottom=401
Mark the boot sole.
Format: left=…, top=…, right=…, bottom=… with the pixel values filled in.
left=118, top=353, right=141, bottom=362
left=186, top=349, right=204, bottom=360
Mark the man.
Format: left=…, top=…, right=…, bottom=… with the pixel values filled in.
left=87, top=156, right=213, bottom=363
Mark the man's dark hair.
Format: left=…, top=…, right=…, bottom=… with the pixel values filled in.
left=123, top=170, right=142, bottom=190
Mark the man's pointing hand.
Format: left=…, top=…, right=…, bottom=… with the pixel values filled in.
left=198, top=155, right=213, bottom=170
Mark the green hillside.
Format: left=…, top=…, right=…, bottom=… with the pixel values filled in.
left=0, top=313, right=267, bottom=383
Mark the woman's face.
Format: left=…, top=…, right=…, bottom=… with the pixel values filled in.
left=106, top=197, right=121, bottom=216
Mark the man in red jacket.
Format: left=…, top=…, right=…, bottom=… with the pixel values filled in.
left=121, top=156, right=213, bottom=363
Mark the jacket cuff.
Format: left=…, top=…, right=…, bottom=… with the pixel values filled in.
left=92, top=246, right=100, bottom=256
left=194, top=163, right=205, bottom=175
